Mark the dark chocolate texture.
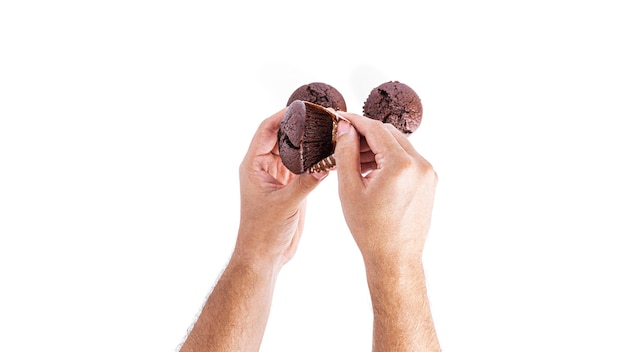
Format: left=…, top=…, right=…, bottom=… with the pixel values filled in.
left=287, top=82, right=347, bottom=111
left=278, top=101, right=335, bottom=174
left=363, top=81, right=422, bottom=134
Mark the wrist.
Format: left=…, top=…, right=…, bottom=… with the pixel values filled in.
left=231, top=239, right=285, bottom=276
left=236, top=214, right=302, bottom=268
left=363, top=249, right=424, bottom=284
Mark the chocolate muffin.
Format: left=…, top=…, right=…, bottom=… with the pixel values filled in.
left=278, top=82, right=346, bottom=174
left=363, top=81, right=422, bottom=134
left=278, top=100, right=338, bottom=174
left=287, top=82, right=347, bottom=111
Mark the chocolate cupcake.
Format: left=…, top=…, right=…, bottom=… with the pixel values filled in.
left=363, top=81, right=422, bottom=134
left=286, top=82, right=347, bottom=112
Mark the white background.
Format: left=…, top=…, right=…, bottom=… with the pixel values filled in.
left=1, top=1, right=625, bottom=351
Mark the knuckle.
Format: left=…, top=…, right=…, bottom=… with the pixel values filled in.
left=298, top=174, right=314, bottom=191
left=419, top=160, right=438, bottom=184
left=396, top=155, right=437, bottom=183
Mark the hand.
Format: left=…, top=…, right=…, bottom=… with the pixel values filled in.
left=333, top=112, right=438, bottom=264
left=235, top=108, right=328, bottom=268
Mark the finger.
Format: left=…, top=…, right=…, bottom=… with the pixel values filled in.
left=279, top=170, right=328, bottom=208
left=384, top=124, right=436, bottom=174
left=334, top=119, right=363, bottom=192
left=384, top=124, right=420, bottom=159
left=359, top=135, right=370, bottom=153
left=247, top=108, right=287, bottom=156
left=360, top=161, right=378, bottom=175
left=358, top=136, right=376, bottom=171
left=338, top=112, right=405, bottom=168
left=360, top=150, right=376, bottom=164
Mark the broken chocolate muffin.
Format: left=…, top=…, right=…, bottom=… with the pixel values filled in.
left=278, top=100, right=338, bottom=174
left=278, top=82, right=346, bottom=174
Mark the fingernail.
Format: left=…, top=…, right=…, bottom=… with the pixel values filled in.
left=311, top=170, right=328, bottom=181
left=337, top=120, right=351, bottom=137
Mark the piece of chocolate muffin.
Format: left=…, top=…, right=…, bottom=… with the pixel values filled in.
left=287, top=82, right=347, bottom=111
left=363, top=81, right=422, bottom=134
left=278, top=100, right=338, bottom=174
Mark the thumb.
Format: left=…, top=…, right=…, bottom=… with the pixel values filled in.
left=334, top=120, right=362, bottom=190
left=281, top=170, right=328, bottom=207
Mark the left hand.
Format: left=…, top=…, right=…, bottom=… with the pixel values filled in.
left=234, top=108, right=328, bottom=268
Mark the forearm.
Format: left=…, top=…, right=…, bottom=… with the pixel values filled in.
left=365, top=255, right=441, bottom=352
left=180, top=254, right=279, bottom=352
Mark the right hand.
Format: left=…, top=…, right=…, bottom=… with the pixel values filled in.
left=333, top=113, right=438, bottom=264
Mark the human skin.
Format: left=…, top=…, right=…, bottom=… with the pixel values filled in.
left=179, top=109, right=441, bottom=351
left=179, top=109, right=328, bottom=352
left=333, top=112, right=441, bottom=351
